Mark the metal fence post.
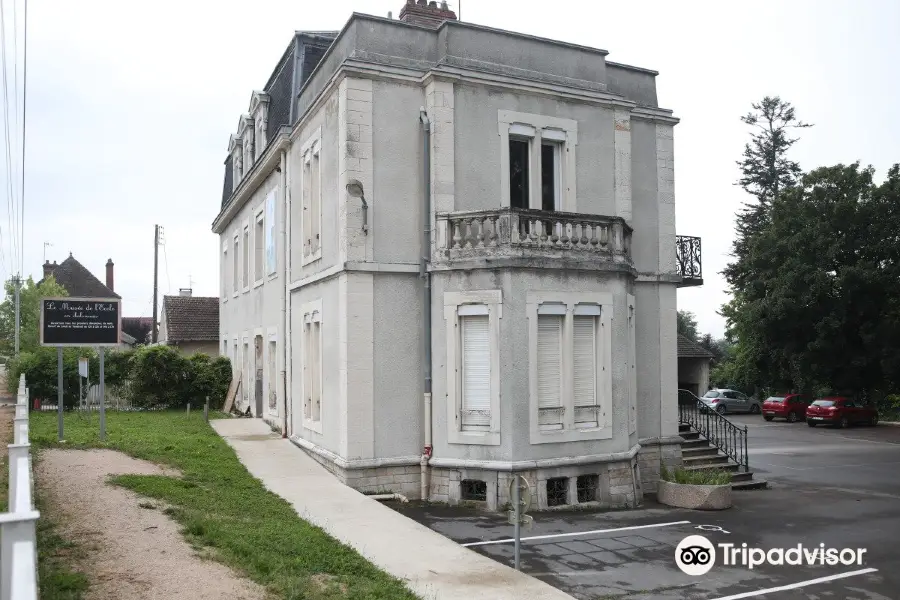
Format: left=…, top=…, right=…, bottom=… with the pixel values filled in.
left=204, top=397, right=209, bottom=423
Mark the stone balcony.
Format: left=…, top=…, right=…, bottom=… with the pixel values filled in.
left=433, top=208, right=632, bottom=271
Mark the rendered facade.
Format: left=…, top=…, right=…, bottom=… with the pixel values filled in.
left=212, top=1, right=702, bottom=510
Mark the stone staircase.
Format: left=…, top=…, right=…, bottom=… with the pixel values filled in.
left=678, top=423, right=767, bottom=490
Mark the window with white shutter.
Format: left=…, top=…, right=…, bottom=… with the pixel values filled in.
left=301, top=300, right=324, bottom=433
left=537, top=315, right=564, bottom=430
left=573, top=314, right=599, bottom=428
left=460, top=314, right=491, bottom=431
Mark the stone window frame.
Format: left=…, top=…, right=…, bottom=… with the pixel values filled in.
left=253, top=206, right=265, bottom=288
left=444, top=290, right=502, bottom=446
left=221, top=240, right=228, bottom=303
left=527, top=291, right=613, bottom=445
left=301, top=298, right=324, bottom=435
left=300, top=127, right=323, bottom=266
left=267, top=327, right=279, bottom=417
left=498, top=110, right=578, bottom=212
left=232, top=232, right=240, bottom=298
left=241, top=219, right=251, bottom=294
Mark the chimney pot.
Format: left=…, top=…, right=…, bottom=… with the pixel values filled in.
left=179, top=288, right=192, bottom=297
left=42, top=260, right=53, bottom=279
left=106, top=258, right=115, bottom=292
left=398, top=0, right=457, bottom=27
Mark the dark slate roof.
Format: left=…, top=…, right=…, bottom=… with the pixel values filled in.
left=162, top=296, right=219, bottom=342
left=40, top=255, right=120, bottom=299
left=678, top=334, right=714, bottom=359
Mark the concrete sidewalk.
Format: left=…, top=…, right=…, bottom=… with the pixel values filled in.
left=212, top=418, right=574, bottom=600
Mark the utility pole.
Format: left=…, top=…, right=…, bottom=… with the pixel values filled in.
left=152, top=224, right=160, bottom=343
left=13, top=274, right=21, bottom=356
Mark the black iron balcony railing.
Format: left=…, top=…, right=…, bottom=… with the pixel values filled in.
left=676, top=235, right=702, bottom=287
left=678, top=390, right=749, bottom=472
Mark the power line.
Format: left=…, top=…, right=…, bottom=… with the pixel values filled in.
left=0, top=0, right=19, bottom=274
left=19, top=0, right=25, bottom=277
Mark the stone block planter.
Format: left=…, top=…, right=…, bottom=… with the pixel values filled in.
left=657, top=479, right=732, bottom=510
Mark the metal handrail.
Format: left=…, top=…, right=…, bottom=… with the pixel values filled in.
left=678, top=391, right=749, bottom=472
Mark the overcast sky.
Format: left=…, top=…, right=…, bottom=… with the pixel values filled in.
left=5, top=0, right=899, bottom=336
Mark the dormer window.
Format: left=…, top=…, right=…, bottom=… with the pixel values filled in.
left=249, top=91, right=270, bottom=161
left=228, top=135, right=244, bottom=191
left=236, top=114, right=254, bottom=173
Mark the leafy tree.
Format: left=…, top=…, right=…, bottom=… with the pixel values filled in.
left=677, top=310, right=699, bottom=342
left=725, top=96, right=812, bottom=290
left=121, top=320, right=152, bottom=345
left=724, top=163, right=900, bottom=398
left=0, top=275, right=69, bottom=357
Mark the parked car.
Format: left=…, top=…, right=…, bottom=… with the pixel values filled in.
left=806, top=397, right=879, bottom=428
left=762, top=394, right=810, bottom=423
left=701, top=389, right=762, bottom=415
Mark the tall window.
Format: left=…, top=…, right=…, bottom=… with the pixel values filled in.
left=499, top=111, right=577, bottom=212
left=302, top=133, right=322, bottom=264
left=254, top=212, right=264, bottom=283
left=537, top=312, right=564, bottom=430
left=242, top=225, right=250, bottom=289
left=242, top=340, right=249, bottom=406
left=222, top=244, right=228, bottom=300
left=232, top=235, right=239, bottom=294
left=527, top=295, right=611, bottom=443
left=460, top=314, right=491, bottom=432
left=573, top=313, right=599, bottom=428
left=302, top=303, right=322, bottom=427
left=509, top=139, right=529, bottom=209
left=541, top=143, right=561, bottom=211
left=268, top=338, right=277, bottom=411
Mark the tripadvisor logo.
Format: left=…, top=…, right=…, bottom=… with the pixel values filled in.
left=675, top=535, right=868, bottom=575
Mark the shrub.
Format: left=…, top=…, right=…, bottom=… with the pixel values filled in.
left=8, top=347, right=99, bottom=408
left=187, top=353, right=232, bottom=410
left=129, top=345, right=193, bottom=408
left=660, top=466, right=732, bottom=486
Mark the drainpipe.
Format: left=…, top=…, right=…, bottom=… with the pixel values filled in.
left=419, top=107, right=433, bottom=501
left=280, top=148, right=290, bottom=438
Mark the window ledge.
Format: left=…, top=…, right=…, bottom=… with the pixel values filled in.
left=232, top=291, right=239, bottom=299
left=266, top=273, right=278, bottom=282
left=303, top=418, right=323, bottom=435
left=448, top=429, right=500, bottom=446
left=242, top=286, right=251, bottom=294
left=301, top=250, right=323, bottom=267
left=253, top=279, right=264, bottom=290
left=530, top=425, right=613, bottom=445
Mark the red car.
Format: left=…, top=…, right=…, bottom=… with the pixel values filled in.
left=806, top=397, right=879, bottom=428
left=762, top=394, right=810, bottom=423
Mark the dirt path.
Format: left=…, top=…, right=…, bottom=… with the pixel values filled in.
left=36, top=449, right=266, bottom=600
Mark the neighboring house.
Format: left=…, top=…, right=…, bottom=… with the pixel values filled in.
left=677, top=335, right=714, bottom=398
left=122, top=317, right=153, bottom=345
left=158, top=291, right=220, bottom=356
left=40, top=254, right=120, bottom=300
left=212, top=1, right=703, bottom=511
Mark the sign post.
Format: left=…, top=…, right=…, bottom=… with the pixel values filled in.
left=507, top=475, right=533, bottom=570
left=40, top=297, right=121, bottom=442
left=78, top=357, right=88, bottom=410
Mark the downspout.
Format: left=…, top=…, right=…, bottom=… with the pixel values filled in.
left=419, top=108, right=432, bottom=501
left=280, top=148, right=290, bottom=438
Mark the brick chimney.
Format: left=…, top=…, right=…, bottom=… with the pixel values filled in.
left=398, top=0, right=457, bottom=28
left=42, top=260, right=54, bottom=279
left=106, top=258, right=114, bottom=292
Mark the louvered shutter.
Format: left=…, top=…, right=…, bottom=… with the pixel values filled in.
left=573, top=315, right=598, bottom=427
left=537, top=315, right=563, bottom=429
left=461, top=315, right=491, bottom=430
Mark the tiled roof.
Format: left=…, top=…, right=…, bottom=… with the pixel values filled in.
left=40, top=255, right=120, bottom=299
left=162, top=296, right=219, bottom=342
left=678, top=334, right=714, bottom=359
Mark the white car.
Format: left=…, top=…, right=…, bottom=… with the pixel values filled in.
left=701, top=389, right=762, bottom=415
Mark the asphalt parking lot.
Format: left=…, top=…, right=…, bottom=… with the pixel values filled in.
left=394, top=417, right=900, bottom=599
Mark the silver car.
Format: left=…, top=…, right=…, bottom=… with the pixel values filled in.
left=701, top=389, right=761, bottom=415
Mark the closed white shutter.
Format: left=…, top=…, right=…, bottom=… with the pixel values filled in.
left=461, top=315, right=491, bottom=430
left=537, top=315, right=563, bottom=429
left=313, top=320, right=321, bottom=421
left=573, top=315, right=598, bottom=427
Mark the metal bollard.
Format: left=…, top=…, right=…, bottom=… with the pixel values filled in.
left=187, top=403, right=191, bottom=415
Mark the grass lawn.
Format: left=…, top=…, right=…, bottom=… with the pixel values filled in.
left=29, top=411, right=418, bottom=600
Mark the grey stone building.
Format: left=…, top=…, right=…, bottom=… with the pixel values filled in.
left=212, top=0, right=703, bottom=510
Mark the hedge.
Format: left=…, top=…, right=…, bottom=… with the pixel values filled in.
left=7, top=345, right=232, bottom=410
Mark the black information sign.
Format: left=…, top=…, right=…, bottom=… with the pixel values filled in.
left=40, top=297, right=121, bottom=347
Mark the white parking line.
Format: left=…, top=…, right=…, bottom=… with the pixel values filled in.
left=711, top=568, right=879, bottom=600
left=461, top=520, right=691, bottom=547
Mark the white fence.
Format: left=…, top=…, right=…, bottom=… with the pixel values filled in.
left=1, top=374, right=39, bottom=600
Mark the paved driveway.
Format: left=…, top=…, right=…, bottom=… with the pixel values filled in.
left=394, top=418, right=900, bottom=599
